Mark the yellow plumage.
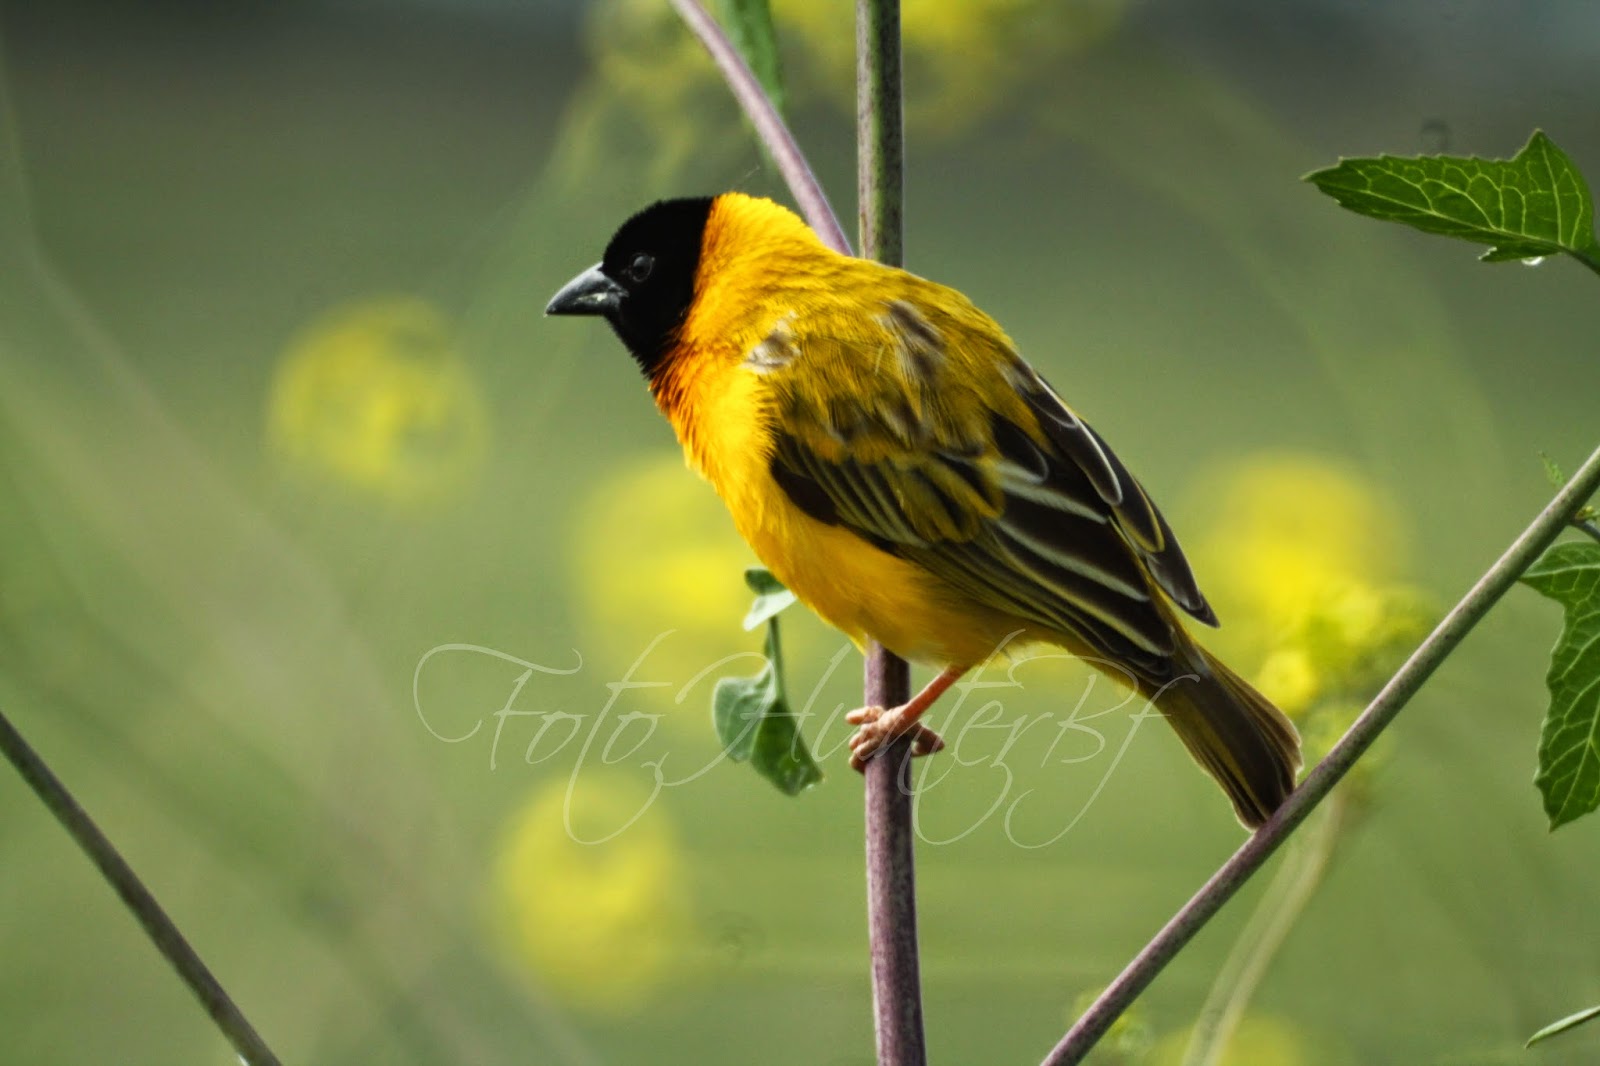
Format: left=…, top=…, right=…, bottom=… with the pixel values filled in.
left=547, top=192, right=1301, bottom=826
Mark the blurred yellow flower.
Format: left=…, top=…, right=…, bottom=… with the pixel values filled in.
left=490, top=773, right=695, bottom=1013
left=583, top=0, right=1125, bottom=146
left=1254, top=646, right=1319, bottom=718
left=572, top=454, right=839, bottom=722
left=776, top=0, right=1126, bottom=134
left=573, top=453, right=754, bottom=675
left=266, top=298, right=488, bottom=506
left=1190, top=453, right=1407, bottom=640
left=1151, top=1014, right=1325, bottom=1066
left=1186, top=453, right=1432, bottom=779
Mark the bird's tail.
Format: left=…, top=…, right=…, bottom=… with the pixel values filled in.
left=1154, top=636, right=1302, bottom=828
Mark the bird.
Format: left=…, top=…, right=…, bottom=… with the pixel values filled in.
left=546, top=192, right=1301, bottom=827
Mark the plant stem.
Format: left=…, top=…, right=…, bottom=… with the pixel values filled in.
left=1178, top=794, right=1347, bottom=1066
left=1572, top=517, right=1600, bottom=545
left=856, top=1, right=922, bottom=1064
left=863, top=655, right=926, bottom=1066
left=856, top=0, right=903, bottom=268
left=668, top=0, right=851, bottom=254
left=1043, top=440, right=1600, bottom=1065
left=673, top=2, right=922, bottom=1056
left=0, top=704, right=283, bottom=1066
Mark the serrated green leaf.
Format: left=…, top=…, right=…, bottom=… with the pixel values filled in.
left=1305, top=130, right=1600, bottom=271
left=742, top=566, right=797, bottom=630
left=715, top=0, right=785, bottom=115
left=710, top=619, right=821, bottom=795
left=1519, top=541, right=1600, bottom=829
left=1527, top=1003, right=1600, bottom=1048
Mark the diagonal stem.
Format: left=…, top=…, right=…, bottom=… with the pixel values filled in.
left=1178, top=794, right=1347, bottom=1066
left=0, top=704, right=283, bottom=1066
left=667, top=0, right=850, bottom=254
left=1043, top=440, right=1600, bottom=1065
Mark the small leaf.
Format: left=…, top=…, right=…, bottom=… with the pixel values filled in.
left=714, top=0, right=785, bottom=115
left=711, top=619, right=821, bottom=796
left=1541, top=452, right=1567, bottom=490
left=1519, top=541, right=1600, bottom=829
left=742, top=566, right=797, bottom=631
left=1305, top=130, right=1600, bottom=269
left=1527, top=1003, right=1600, bottom=1048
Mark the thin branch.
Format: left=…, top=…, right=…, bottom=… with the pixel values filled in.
left=0, top=704, right=283, bottom=1066
left=1044, top=440, right=1600, bottom=1065
left=1572, top=517, right=1600, bottom=545
left=855, top=2, right=923, bottom=1065
left=667, top=0, right=851, bottom=254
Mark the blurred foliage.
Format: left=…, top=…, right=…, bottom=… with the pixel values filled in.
left=588, top=0, right=1126, bottom=141
left=267, top=298, right=488, bottom=506
left=1190, top=454, right=1433, bottom=772
left=715, top=0, right=786, bottom=113
left=775, top=0, right=1125, bottom=134
left=1068, top=987, right=1153, bottom=1065
left=1151, top=1014, right=1326, bottom=1066
left=570, top=454, right=754, bottom=697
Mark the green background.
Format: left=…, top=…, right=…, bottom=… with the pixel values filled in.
left=1, top=1, right=1597, bottom=1063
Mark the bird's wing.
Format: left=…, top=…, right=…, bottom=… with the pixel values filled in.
left=756, top=291, right=1215, bottom=673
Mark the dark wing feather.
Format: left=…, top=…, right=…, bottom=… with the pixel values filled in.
left=1014, top=372, right=1217, bottom=626
left=759, top=292, right=1214, bottom=676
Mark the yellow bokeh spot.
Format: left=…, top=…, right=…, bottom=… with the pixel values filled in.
left=266, top=298, right=488, bottom=506
left=1255, top=646, right=1320, bottom=718
left=573, top=453, right=756, bottom=680
left=1188, top=453, right=1433, bottom=782
left=490, top=773, right=695, bottom=1013
left=775, top=0, right=1125, bottom=134
left=1150, top=1014, right=1323, bottom=1066
left=1190, top=453, right=1407, bottom=640
left=584, top=0, right=1126, bottom=144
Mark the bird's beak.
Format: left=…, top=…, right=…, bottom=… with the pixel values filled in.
left=545, top=264, right=625, bottom=317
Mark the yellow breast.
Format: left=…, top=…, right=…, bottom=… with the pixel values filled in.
left=652, top=347, right=1014, bottom=667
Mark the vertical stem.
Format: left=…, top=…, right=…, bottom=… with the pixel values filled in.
left=857, top=2, right=922, bottom=1064
left=857, top=0, right=904, bottom=267
left=0, top=705, right=283, bottom=1066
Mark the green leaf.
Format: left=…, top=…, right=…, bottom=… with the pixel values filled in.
left=741, top=566, right=797, bottom=630
left=714, top=0, right=785, bottom=115
left=1305, top=130, right=1600, bottom=271
left=1519, top=541, right=1600, bottom=829
left=1541, top=452, right=1567, bottom=490
left=1527, top=1003, right=1600, bottom=1048
left=711, top=614, right=821, bottom=796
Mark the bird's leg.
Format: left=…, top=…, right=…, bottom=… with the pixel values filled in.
left=846, top=664, right=967, bottom=772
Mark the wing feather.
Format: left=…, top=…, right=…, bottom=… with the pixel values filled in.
left=759, top=291, right=1215, bottom=677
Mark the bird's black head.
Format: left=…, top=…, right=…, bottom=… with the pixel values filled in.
left=545, top=197, right=715, bottom=377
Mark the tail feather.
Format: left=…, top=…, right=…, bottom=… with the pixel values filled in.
left=1156, top=638, right=1302, bottom=828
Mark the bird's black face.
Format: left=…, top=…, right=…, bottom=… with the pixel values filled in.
left=545, top=197, right=715, bottom=378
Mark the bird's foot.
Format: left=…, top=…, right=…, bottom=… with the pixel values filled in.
left=846, top=704, right=945, bottom=772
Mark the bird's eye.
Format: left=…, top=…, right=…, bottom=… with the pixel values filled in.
left=626, top=253, right=654, bottom=283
